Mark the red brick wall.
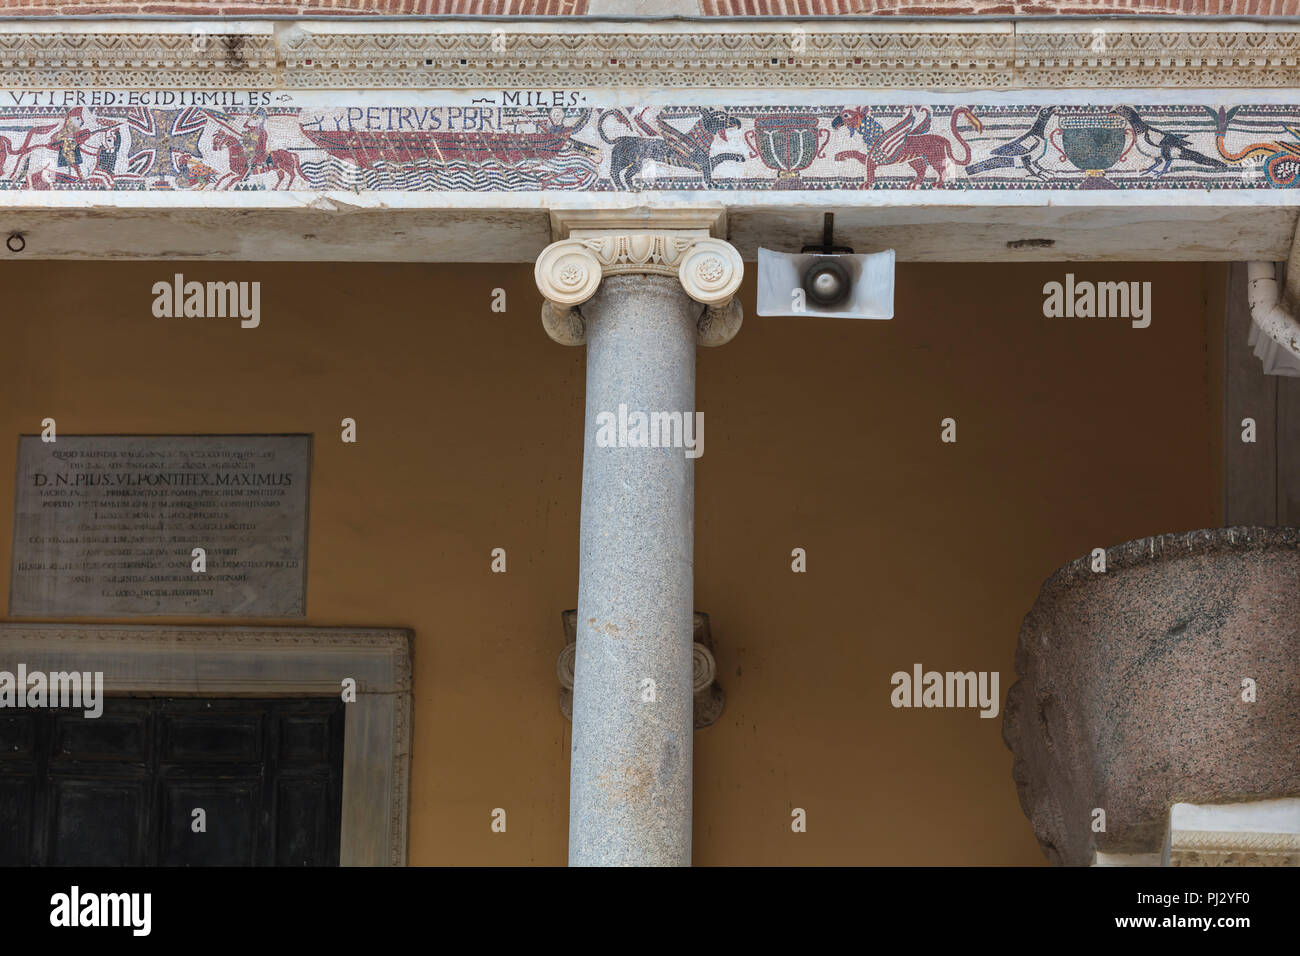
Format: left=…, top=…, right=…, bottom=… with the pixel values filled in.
left=1, top=0, right=1296, bottom=14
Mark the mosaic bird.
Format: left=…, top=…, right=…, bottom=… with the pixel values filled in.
left=965, top=106, right=1056, bottom=180
left=1115, top=106, right=1226, bottom=176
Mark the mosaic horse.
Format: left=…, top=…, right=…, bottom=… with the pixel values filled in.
left=0, top=121, right=111, bottom=187
left=0, top=131, right=49, bottom=181
left=210, top=129, right=305, bottom=190
left=831, top=106, right=982, bottom=188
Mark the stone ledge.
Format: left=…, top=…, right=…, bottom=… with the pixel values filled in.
left=1167, top=797, right=1300, bottom=865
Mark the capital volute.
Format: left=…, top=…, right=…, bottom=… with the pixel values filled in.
left=535, top=231, right=744, bottom=347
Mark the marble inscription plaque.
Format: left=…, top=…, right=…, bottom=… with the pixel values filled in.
left=10, top=435, right=310, bottom=617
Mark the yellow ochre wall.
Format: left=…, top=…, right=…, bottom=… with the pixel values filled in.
left=0, top=260, right=1225, bottom=865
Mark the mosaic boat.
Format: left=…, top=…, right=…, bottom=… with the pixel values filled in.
left=300, top=127, right=578, bottom=167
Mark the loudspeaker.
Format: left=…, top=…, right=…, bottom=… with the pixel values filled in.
left=756, top=247, right=895, bottom=319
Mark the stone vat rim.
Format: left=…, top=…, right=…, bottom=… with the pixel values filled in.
left=1031, top=525, right=1300, bottom=600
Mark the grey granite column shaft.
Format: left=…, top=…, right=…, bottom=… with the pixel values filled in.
left=569, top=273, right=698, bottom=866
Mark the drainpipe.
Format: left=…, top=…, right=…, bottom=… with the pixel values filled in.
left=1247, top=217, right=1300, bottom=368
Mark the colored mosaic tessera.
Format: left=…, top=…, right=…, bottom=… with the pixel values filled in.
left=5, top=98, right=1300, bottom=192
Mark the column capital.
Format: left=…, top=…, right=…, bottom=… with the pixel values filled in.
left=534, top=228, right=744, bottom=348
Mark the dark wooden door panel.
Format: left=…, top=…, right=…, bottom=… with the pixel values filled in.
left=160, top=780, right=260, bottom=866
left=274, top=778, right=335, bottom=867
left=0, top=697, right=343, bottom=867
left=162, top=711, right=262, bottom=762
left=0, top=713, right=36, bottom=757
left=47, top=779, right=149, bottom=866
left=52, top=705, right=150, bottom=763
left=0, top=776, right=36, bottom=865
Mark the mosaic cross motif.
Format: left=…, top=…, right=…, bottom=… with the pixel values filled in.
left=125, top=107, right=210, bottom=181
left=2, top=100, right=1298, bottom=192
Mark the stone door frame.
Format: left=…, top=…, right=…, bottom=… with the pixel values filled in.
left=0, top=624, right=412, bottom=866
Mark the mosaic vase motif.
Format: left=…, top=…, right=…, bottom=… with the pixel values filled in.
left=1051, top=110, right=1135, bottom=189
left=745, top=114, right=831, bottom=182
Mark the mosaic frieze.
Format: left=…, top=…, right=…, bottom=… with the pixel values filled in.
left=3, top=96, right=1299, bottom=192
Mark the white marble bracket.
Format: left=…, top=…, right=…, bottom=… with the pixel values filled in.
left=557, top=609, right=725, bottom=729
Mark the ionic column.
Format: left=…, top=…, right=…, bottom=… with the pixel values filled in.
left=535, top=225, right=743, bottom=866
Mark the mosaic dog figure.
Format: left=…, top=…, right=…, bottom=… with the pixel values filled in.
left=598, top=108, right=744, bottom=190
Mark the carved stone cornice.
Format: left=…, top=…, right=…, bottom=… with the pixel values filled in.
left=3, top=21, right=1300, bottom=89
left=279, top=28, right=1016, bottom=90
left=1016, top=29, right=1300, bottom=88
left=535, top=231, right=744, bottom=347
left=0, top=29, right=278, bottom=88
